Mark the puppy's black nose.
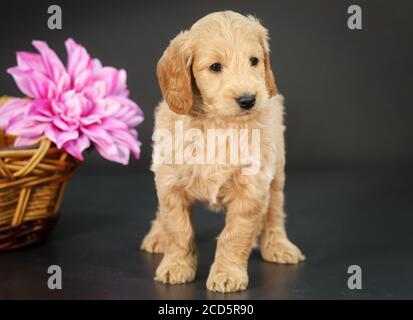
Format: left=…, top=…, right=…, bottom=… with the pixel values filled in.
left=236, top=94, right=256, bottom=109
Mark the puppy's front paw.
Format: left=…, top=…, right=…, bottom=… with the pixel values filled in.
left=206, top=263, right=248, bottom=293
left=155, top=254, right=196, bottom=284
left=261, top=237, right=305, bottom=264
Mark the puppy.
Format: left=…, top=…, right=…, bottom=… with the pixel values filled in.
left=141, top=11, right=304, bottom=293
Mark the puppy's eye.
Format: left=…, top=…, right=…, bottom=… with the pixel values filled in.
left=209, top=63, right=222, bottom=72
left=250, top=57, right=259, bottom=66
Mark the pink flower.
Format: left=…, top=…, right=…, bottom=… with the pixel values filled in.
left=0, top=38, right=143, bottom=165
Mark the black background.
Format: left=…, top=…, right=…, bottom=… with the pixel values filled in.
left=1, top=0, right=412, bottom=173
left=0, top=0, right=412, bottom=300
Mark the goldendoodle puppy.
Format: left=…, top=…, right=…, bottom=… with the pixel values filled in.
left=141, top=10, right=304, bottom=293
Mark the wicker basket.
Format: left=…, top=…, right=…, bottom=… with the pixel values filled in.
left=0, top=96, right=78, bottom=251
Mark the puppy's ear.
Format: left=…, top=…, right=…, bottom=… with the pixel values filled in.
left=263, top=48, right=277, bottom=97
left=157, top=31, right=193, bottom=115
left=248, top=15, right=277, bottom=97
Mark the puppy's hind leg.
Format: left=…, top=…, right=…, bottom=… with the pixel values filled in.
left=260, top=162, right=305, bottom=264
left=141, top=212, right=165, bottom=254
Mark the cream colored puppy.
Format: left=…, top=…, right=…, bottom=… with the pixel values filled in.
left=141, top=11, right=304, bottom=293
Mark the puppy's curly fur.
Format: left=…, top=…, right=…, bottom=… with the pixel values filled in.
left=141, top=11, right=304, bottom=293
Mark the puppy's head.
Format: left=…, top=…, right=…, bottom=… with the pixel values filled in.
left=157, top=11, right=277, bottom=117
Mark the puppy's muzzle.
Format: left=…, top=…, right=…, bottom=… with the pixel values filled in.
left=236, top=94, right=256, bottom=110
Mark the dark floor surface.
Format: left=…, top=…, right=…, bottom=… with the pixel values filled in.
left=0, top=170, right=412, bottom=299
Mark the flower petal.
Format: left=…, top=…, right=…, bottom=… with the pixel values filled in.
left=65, top=38, right=92, bottom=90
left=7, top=118, right=47, bottom=139
left=16, top=52, right=46, bottom=74
left=62, top=134, right=91, bottom=160
left=32, top=40, right=70, bottom=90
left=81, top=124, right=116, bottom=153
left=73, top=69, right=92, bottom=91
left=45, top=124, right=79, bottom=149
left=7, top=67, right=54, bottom=98
left=0, top=98, right=31, bottom=128
left=85, top=80, right=107, bottom=100
left=92, top=60, right=128, bottom=97
left=104, top=97, right=144, bottom=128
left=113, top=129, right=141, bottom=159
left=27, top=99, right=53, bottom=122
left=14, top=136, right=39, bottom=147
left=95, top=142, right=130, bottom=165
